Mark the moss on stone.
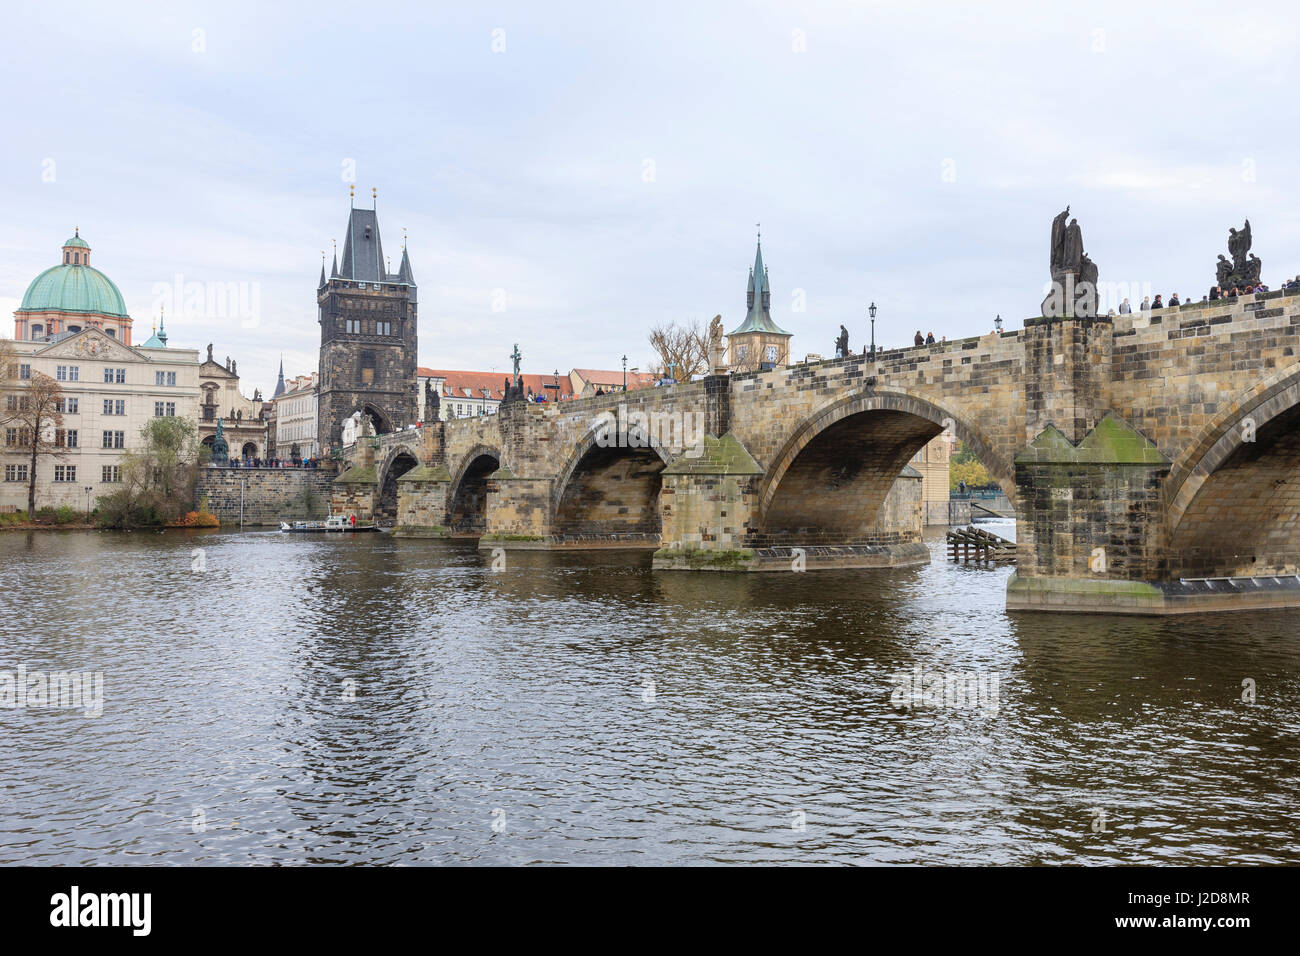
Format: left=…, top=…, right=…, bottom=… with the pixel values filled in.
left=396, top=464, right=451, bottom=482
left=1015, top=413, right=1168, bottom=465
left=335, top=465, right=378, bottom=484
left=661, top=432, right=763, bottom=476
left=653, top=546, right=757, bottom=570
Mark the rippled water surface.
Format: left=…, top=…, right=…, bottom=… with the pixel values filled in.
left=2, top=522, right=1298, bottom=865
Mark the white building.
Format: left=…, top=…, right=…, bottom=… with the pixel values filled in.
left=3, top=231, right=200, bottom=512
left=2, top=328, right=199, bottom=511
left=271, top=370, right=319, bottom=460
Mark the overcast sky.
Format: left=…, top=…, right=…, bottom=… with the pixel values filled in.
left=3, top=1, right=1299, bottom=394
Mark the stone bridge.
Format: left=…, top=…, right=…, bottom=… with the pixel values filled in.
left=335, top=290, right=1300, bottom=614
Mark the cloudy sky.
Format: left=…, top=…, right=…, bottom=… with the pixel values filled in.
left=3, top=0, right=1298, bottom=395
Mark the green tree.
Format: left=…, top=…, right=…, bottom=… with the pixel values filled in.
left=949, top=441, right=992, bottom=491
left=99, top=416, right=203, bottom=528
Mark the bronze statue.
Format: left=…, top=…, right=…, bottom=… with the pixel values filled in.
left=1212, top=219, right=1262, bottom=294
left=835, top=325, right=849, bottom=358
left=1043, top=205, right=1098, bottom=319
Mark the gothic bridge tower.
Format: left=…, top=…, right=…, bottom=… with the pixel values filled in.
left=317, top=191, right=418, bottom=451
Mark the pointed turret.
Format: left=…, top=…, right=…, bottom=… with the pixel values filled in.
left=319, top=260, right=327, bottom=289
left=273, top=355, right=286, bottom=398
left=729, top=232, right=789, bottom=337
left=397, top=244, right=415, bottom=285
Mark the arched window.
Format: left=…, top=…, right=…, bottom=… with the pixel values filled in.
left=64, top=252, right=69, bottom=264
left=31, top=325, right=43, bottom=340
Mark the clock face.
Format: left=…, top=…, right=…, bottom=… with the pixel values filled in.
left=737, top=345, right=748, bottom=361
left=765, top=345, right=778, bottom=362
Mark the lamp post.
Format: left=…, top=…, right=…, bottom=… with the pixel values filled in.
left=994, top=313, right=1003, bottom=334
left=545, top=369, right=560, bottom=403
left=869, top=301, right=877, bottom=358
left=622, top=354, right=627, bottom=392
left=83, top=485, right=92, bottom=524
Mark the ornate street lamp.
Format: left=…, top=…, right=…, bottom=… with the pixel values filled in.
left=83, top=485, right=92, bottom=523
left=994, top=314, right=1003, bottom=334
left=622, top=354, right=627, bottom=391
left=869, top=302, right=877, bottom=358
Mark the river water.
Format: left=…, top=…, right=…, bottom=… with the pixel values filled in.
left=2, top=521, right=1297, bottom=865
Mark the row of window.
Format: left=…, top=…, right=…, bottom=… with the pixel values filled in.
left=9, top=365, right=177, bottom=385
left=4, top=428, right=125, bottom=448
left=3, top=464, right=122, bottom=483
left=28, top=325, right=116, bottom=340
left=342, top=319, right=394, bottom=336
left=6, top=396, right=175, bottom=417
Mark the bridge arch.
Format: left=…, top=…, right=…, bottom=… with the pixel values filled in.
left=362, top=403, right=394, bottom=436
left=551, top=422, right=671, bottom=539
left=1164, top=367, right=1300, bottom=577
left=448, top=443, right=502, bottom=535
left=758, top=389, right=1017, bottom=523
left=377, top=443, right=420, bottom=520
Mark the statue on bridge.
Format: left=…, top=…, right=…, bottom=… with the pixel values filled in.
left=502, top=344, right=526, bottom=404
left=424, top=379, right=440, bottom=421
left=834, top=324, right=849, bottom=358
left=1042, top=205, right=1099, bottom=319
left=1212, top=219, right=1262, bottom=293
left=708, top=315, right=725, bottom=373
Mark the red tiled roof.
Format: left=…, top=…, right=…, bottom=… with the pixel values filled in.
left=418, top=368, right=575, bottom=402
left=571, top=368, right=657, bottom=391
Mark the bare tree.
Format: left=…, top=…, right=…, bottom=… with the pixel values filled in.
left=647, top=319, right=708, bottom=383
left=12, top=371, right=64, bottom=518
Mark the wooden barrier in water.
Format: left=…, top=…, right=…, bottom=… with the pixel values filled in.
left=946, top=526, right=1016, bottom=566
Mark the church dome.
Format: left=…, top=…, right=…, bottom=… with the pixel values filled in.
left=17, top=231, right=128, bottom=318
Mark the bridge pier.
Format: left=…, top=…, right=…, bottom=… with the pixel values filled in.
left=393, top=465, right=451, bottom=535
left=651, top=433, right=929, bottom=571
left=1007, top=413, right=1171, bottom=613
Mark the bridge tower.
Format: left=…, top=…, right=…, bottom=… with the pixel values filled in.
left=316, top=191, right=418, bottom=453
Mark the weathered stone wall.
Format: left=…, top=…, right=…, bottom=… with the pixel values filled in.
left=367, top=297, right=1300, bottom=607
left=553, top=445, right=665, bottom=534
left=195, top=467, right=334, bottom=526
left=316, top=280, right=418, bottom=451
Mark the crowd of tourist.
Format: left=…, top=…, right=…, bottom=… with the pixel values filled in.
left=224, top=456, right=322, bottom=469
left=1115, top=275, right=1300, bottom=312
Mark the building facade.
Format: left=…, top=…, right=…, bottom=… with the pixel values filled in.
left=416, top=368, right=584, bottom=421
left=568, top=368, right=656, bottom=397
left=912, top=433, right=953, bottom=525
left=317, top=197, right=418, bottom=451
left=197, top=345, right=268, bottom=461
left=271, top=371, right=319, bottom=460
left=4, top=231, right=199, bottom=511
left=2, top=328, right=199, bottom=512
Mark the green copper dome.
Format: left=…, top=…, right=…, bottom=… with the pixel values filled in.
left=18, top=261, right=128, bottom=318
left=63, top=234, right=89, bottom=249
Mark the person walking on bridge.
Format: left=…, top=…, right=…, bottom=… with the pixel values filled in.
left=914, top=330, right=924, bottom=347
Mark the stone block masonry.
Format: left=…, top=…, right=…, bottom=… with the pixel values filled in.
left=348, top=291, right=1300, bottom=613
left=195, top=468, right=335, bottom=526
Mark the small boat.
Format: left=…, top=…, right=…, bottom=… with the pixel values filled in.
left=279, top=516, right=384, bottom=533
